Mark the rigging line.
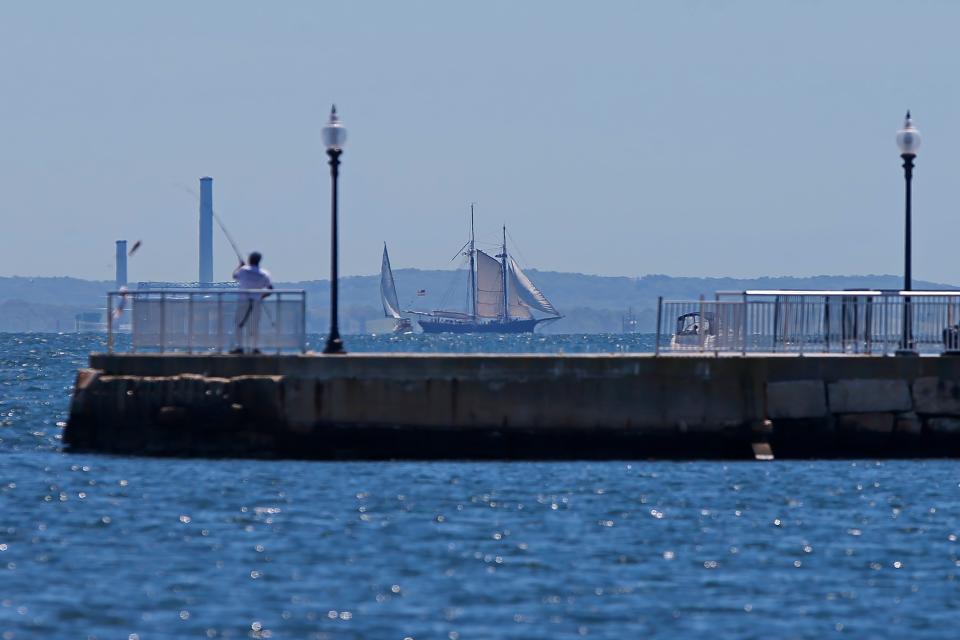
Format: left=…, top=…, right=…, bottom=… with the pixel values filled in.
left=505, top=227, right=532, bottom=270
left=451, top=240, right=470, bottom=262
left=437, top=255, right=469, bottom=311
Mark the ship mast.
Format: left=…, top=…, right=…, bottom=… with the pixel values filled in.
left=468, top=204, right=477, bottom=318
left=499, top=225, right=508, bottom=322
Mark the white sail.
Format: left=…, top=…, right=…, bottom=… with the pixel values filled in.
left=380, top=244, right=402, bottom=319
left=475, top=250, right=504, bottom=318
left=508, top=278, right=532, bottom=319
left=508, top=257, right=559, bottom=316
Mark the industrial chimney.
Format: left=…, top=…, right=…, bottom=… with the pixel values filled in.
left=115, top=240, right=128, bottom=290
left=199, top=177, right=214, bottom=284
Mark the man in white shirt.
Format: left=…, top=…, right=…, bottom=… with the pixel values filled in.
left=231, top=252, right=274, bottom=354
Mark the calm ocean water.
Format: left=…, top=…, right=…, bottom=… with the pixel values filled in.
left=2, top=333, right=960, bottom=638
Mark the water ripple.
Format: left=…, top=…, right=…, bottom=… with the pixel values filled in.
left=0, top=334, right=958, bottom=637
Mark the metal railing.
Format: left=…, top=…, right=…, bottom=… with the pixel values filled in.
left=655, top=290, right=960, bottom=356
left=107, top=289, right=307, bottom=354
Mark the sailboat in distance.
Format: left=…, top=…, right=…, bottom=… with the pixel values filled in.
left=380, top=244, right=413, bottom=333
left=406, top=205, right=562, bottom=334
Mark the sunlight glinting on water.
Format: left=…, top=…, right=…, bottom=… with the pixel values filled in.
left=1, top=333, right=957, bottom=638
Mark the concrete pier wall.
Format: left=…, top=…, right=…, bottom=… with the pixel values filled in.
left=65, top=353, right=960, bottom=459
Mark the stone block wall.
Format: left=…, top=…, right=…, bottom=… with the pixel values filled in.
left=763, top=373, right=960, bottom=453
left=65, top=354, right=960, bottom=459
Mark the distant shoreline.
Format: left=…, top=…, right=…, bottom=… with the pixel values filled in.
left=1, top=273, right=955, bottom=334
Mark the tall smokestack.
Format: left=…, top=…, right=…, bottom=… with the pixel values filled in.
left=115, top=240, right=128, bottom=289
left=199, top=177, right=214, bottom=284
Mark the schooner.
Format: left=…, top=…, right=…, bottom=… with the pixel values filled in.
left=388, top=205, right=562, bottom=334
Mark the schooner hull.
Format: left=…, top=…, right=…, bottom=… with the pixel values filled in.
left=417, top=317, right=544, bottom=334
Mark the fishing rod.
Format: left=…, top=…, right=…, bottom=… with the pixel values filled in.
left=175, top=184, right=276, bottom=328
left=175, top=183, right=245, bottom=264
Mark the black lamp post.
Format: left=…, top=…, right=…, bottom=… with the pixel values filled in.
left=322, top=105, right=347, bottom=355
left=896, top=111, right=921, bottom=355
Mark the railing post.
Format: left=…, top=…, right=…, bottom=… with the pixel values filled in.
left=275, top=292, right=282, bottom=354
left=772, top=296, right=780, bottom=353
left=901, top=292, right=913, bottom=353
left=715, top=293, right=721, bottom=355
left=654, top=296, right=663, bottom=356
left=823, top=296, right=830, bottom=353
left=882, top=296, right=889, bottom=356
left=130, top=292, right=138, bottom=354
left=799, top=296, right=806, bottom=356
left=886, top=295, right=891, bottom=355
left=301, top=292, right=307, bottom=353
left=187, top=292, right=194, bottom=354
left=217, top=292, right=224, bottom=353
left=107, top=292, right=114, bottom=353
left=699, top=295, right=706, bottom=353
left=741, top=292, right=747, bottom=356
left=890, top=296, right=896, bottom=356
left=107, top=293, right=113, bottom=353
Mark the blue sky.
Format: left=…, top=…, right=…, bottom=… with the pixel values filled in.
left=1, top=2, right=959, bottom=283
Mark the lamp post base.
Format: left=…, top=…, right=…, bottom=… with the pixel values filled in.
left=894, top=348, right=918, bottom=357
left=323, top=336, right=346, bottom=355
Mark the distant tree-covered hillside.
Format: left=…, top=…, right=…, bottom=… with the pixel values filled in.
left=0, top=272, right=955, bottom=333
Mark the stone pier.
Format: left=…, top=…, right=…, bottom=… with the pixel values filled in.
left=65, top=353, right=960, bottom=459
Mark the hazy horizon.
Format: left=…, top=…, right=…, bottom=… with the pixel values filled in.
left=3, top=2, right=960, bottom=283
left=1, top=269, right=957, bottom=288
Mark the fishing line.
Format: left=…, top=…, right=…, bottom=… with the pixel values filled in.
left=175, top=183, right=245, bottom=263
left=174, top=184, right=277, bottom=328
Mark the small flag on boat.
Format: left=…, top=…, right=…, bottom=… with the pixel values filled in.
left=417, top=289, right=427, bottom=296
